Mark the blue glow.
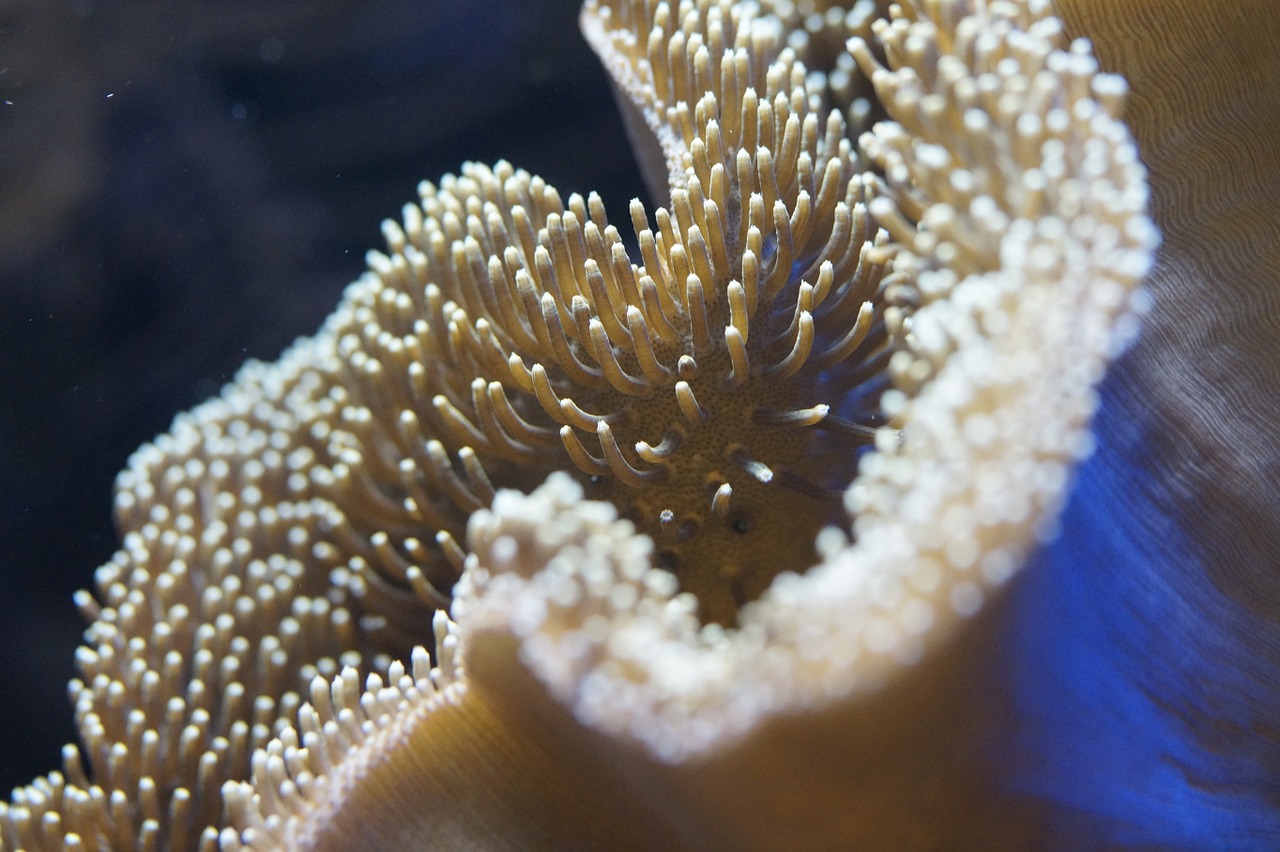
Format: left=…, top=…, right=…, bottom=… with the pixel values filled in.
left=995, top=380, right=1280, bottom=847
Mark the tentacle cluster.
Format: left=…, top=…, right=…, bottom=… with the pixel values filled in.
left=0, top=340, right=374, bottom=851
left=219, top=612, right=462, bottom=852
left=334, top=0, right=896, bottom=624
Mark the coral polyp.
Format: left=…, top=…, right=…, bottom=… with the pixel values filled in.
left=335, top=1, right=895, bottom=624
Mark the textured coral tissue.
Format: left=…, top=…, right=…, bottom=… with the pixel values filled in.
left=3, top=1, right=1279, bottom=850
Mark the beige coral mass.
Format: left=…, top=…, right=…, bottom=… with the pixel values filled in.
left=226, top=0, right=1151, bottom=848
left=13, top=0, right=1277, bottom=849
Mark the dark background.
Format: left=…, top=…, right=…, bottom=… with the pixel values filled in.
left=0, top=0, right=645, bottom=794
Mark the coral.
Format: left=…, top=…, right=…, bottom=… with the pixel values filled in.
left=5, top=0, right=1280, bottom=849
